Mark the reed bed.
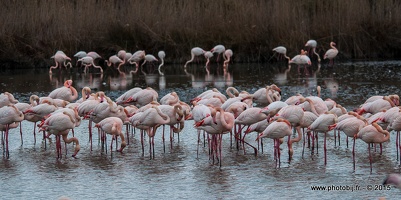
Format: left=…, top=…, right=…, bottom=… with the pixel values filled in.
left=1, top=0, right=401, bottom=67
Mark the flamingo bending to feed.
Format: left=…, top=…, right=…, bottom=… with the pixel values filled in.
left=49, top=51, right=72, bottom=74
left=184, top=47, right=205, bottom=68
left=210, top=45, right=226, bottom=63
left=272, top=46, right=290, bottom=63
left=158, top=51, right=166, bottom=75
left=0, top=105, right=24, bottom=158
left=357, top=122, right=390, bottom=173
left=95, top=117, right=127, bottom=153
left=77, top=56, right=103, bottom=73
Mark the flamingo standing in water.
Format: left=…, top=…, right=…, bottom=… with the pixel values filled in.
left=95, top=117, right=127, bottom=153
left=272, top=46, right=290, bottom=64
left=49, top=51, right=72, bottom=74
left=210, top=45, right=226, bottom=63
left=357, top=122, right=390, bottom=173
left=128, top=50, right=146, bottom=73
left=39, top=111, right=80, bottom=159
left=223, top=49, right=233, bottom=68
left=105, top=55, right=125, bottom=71
left=289, top=50, right=312, bottom=75
left=256, top=118, right=292, bottom=167
left=305, top=40, right=321, bottom=62
left=0, top=105, right=24, bottom=158
left=78, top=56, right=103, bottom=73
left=184, top=47, right=205, bottom=68
left=324, top=42, right=339, bottom=66
left=157, top=51, right=166, bottom=75
left=0, top=92, right=19, bottom=107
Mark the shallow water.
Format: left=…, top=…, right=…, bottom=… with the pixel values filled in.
left=1, top=61, right=401, bottom=199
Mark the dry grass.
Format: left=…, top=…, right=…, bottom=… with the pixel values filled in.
left=1, top=0, right=401, bottom=67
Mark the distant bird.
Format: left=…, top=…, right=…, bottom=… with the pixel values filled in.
left=128, top=50, right=146, bottom=74
left=141, top=54, right=158, bottom=68
left=77, top=56, right=103, bottom=73
left=289, top=49, right=311, bottom=74
left=305, top=40, right=321, bottom=62
left=184, top=47, right=205, bottom=68
left=158, top=51, right=166, bottom=75
left=223, top=49, right=233, bottom=68
left=210, top=45, right=226, bottom=62
left=105, top=55, right=125, bottom=71
left=272, top=46, right=290, bottom=63
left=49, top=51, right=72, bottom=74
left=204, top=51, right=213, bottom=67
left=324, top=42, right=339, bottom=66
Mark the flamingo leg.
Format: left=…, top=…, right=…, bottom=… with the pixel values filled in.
left=20, top=123, right=23, bottom=146
left=353, top=136, right=356, bottom=171
left=324, top=132, right=327, bottom=165
left=369, top=144, right=373, bottom=173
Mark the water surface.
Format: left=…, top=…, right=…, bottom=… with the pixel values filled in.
left=1, top=61, right=401, bottom=199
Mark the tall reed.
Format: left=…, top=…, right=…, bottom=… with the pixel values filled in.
left=1, top=0, right=400, bottom=67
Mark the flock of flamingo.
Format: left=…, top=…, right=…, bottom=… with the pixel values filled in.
left=4, top=39, right=401, bottom=188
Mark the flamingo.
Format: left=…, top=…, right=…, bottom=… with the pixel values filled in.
left=308, top=112, right=337, bottom=165
left=305, top=40, right=321, bottom=62
left=158, top=104, right=185, bottom=150
left=210, top=45, right=226, bottom=62
left=329, top=113, right=367, bottom=170
left=75, top=87, right=92, bottom=103
left=324, top=42, right=339, bottom=66
left=289, top=49, right=312, bottom=74
left=95, top=117, right=127, bottom=153
left=49, top=51, right=72, bottom=74
left=184, top=47, right=205, bottom=68
left=256, top=118, right=293, bottom=167
left=115, top=87, right=143, bottom=105
left=158, top=51, right=166, bottom=75
left=204, top=51, right=213, bottom=67
left=77, top=56, right=103, bottom=73
left=39, top=111, right=80, bottom=159
left=128, top=50, right=146, bottom=73
left=136, top=105, right=170, bottom=159
left=383, top=174, right=401, bottom=189
left=223, top=49, right=233, bottom=68
left=357, top=122, right=390, bottom=173
left=0, top=105, right=24, bottom=158
left=123, top=87, right=158, bottom=107
left=0, top=92, right=19, bottom=107
left=48, top=80, right=78, bottom=102
left=105, top=55, right=125, bottom=71
left=272, top=46, right=290, bottom=63
left=160, top=92, right=180, bottom=106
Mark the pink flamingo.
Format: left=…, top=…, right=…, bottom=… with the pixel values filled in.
left=329, top=113, right=367, bottom=170
left=74, top=87, right=92, bottom=103
left=128, top=50, right=146, bottom=73
left=0, top=105, right=24, bottom=158
left=160, top=92, right=180, bottom=106
left=106, top=55, right=125, bottom=71
left=136, top=105, right=170, bottom=159
left=77, top=56, right=103, bottom=73
left=357, top=122, right=390, bottom=173
left=289, top=49, right=312, bottom=75
left=158, top=105, right=185, bottom=150
left=308, top=112, right=338, bottom=165
left=250, top=84, right=281, bottom=105
left=305, top=40, right=321, bottom=62
left=204, top=51, right=213, bottom=67
left=195, top=107, right=234, bottom=167
left=115, top=87, right=143, bottom=105
left=256, top=118, right=293, bottom=167
left=48, top=80, right=78, bottom=102
left=184, top=47, right=206, bottom=68
left=95, top=117, right=127, bottom=153
left=123, top=87, right=158, bottom=107
left=357, top=96, right=395, bottom=115
left=324, top=42, right=339, bottom=66
left=272, top=46, right=290, bottom=63
left=0, top=92, right=19, bottom=107
left=210, top=45, right=226, bottom=62
left=363, top=94, right=399, bottom=106
left=39, top=111, right=80, bottom=159
left=223, top=49, right=233, bottom=68
left=49, top=51, right=72, bottom=74
left=383, top=174, right=401, bottom=189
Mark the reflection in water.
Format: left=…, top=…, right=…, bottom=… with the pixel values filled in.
left=184, top=64, right=233, bottom=89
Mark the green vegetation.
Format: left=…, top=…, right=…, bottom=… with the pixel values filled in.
left=1, top=0, right=401, bottom=68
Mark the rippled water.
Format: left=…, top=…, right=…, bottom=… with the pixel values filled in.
left=1, top=61, right=401, bottom=199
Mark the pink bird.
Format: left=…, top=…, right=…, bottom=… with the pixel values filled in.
left=383, top=174, right=401, bottom=189
left=115, top=87, right=143, bottom=105
left=324, top=42, right=339, bottom=66
left=136, top=105, right=170, bottom=159
left=195, top=107, right=234, bottom=167
left=305, top=40, right=321, bottom=62
left=128, top=50, right=146, bottom=73
left=39, top=111, right=80, bottom=159
left=357, top=96, right=395, bottom=115
left=0, top=92, right=19, bottom=107
left=90, top=97, right=129, bottom=124
left=204, top=51, right=213, bottom=67
left=75, top=87, right=92, bottom=103
left=330, top=113, right=367, bottom=170
left=210, top=45, right=226, bottom=62
left=106, top=55, right=125, bottom=71
left=308, top=112, right=337, bottom=165
left=289, top=49, right=312, bottom=75
left=357, top=122, right=390, bottom=173
left=0, top=105, right=24, bottom=158
left=77, top=56, right=103, bottom=73
left=223, top=49, right=233, bottom=68
left=387, top=112, right=401, bottom=165
left=158, top=105, right=185, bottom=150
left=256, top=118, right=293, bottom=167
left=95, top=117, right=127, bottom=153
left=123, top=87, right=158, bottom=107
left=363, top=94, right=399, bottom=106
left=49, top=51, right=72, bottom=74
left=160, top=92, right=180, bottom=106
left=48, top=80, right=79, bottom=102
left=184, top=47, right=206, bottom=68
left=158, top=51, right=166, bottom=75
left=272, top=46, right=290, bottom=63
left=251, top=84, right=281, bottom=105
